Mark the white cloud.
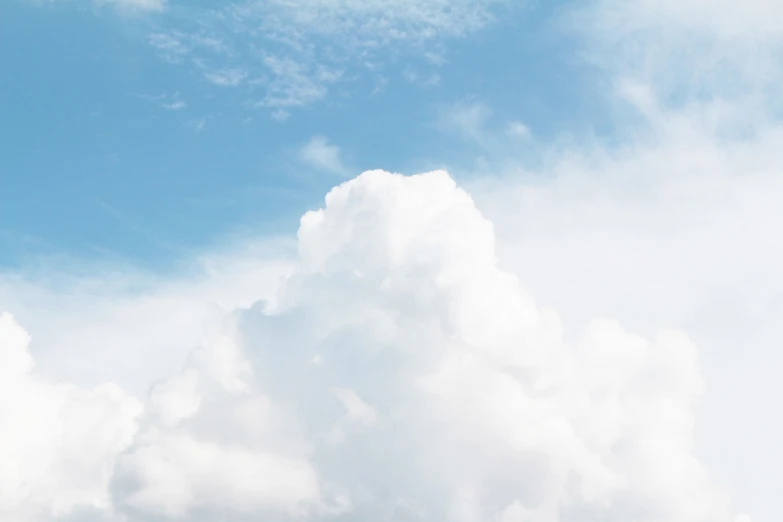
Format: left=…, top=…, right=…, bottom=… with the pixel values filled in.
left=464, top=107, right=783, bottom=522
left=417, top=5, right=783, bottom=520
left=0, top=169, right=750, bottom=522
left=0, top=313, right=142, bottom=522
left=579, top=0, right=783, bottom=42
left=114, top=315, right=326, bottom=520
left=0, top=238, right=294, bottom=395
left=299, top=136, right=347, bottom=175
left=331, top=388, right=378, bottom=427
left=566, top=0, right=783, bottom=115
left=323, top=387, right=379, bottom=444
left=279, top=170, right=737, bottom=521
left=5, top=1, right=780, bottom=520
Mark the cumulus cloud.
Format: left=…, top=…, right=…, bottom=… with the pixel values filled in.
left=466, top=98, right=783, bottom=521
left=0, top=313, right=142, bottom=522
left=6, top=0, right=774, bottom=520
left=113, top=314, right=327, bottom=520
left=0, top=169, right=748, bottom=522
left=0, top=239, right=294, bottom=396
left=243, top=169, right=734, bottom=522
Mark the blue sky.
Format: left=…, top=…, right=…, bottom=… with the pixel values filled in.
left=2, top=1, right=782, bottom=522
left=2, top=0, right=607, bottom=269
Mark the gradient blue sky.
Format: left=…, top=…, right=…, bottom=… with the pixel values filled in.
left=1, top=0, right=609, bottom=268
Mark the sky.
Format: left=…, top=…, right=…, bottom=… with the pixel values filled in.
left=1, top=1, right=781, bottom=522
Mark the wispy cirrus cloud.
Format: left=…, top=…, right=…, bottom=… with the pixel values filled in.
left=577, top=0, right=783, bottom=42
left=162, top=99, right=186, bottom=110
left=253, top=56, right=341, bottom=109
left=186, top=117, right=207, bottom=133
left=143, top=0, right=512, bottom=113
left=567, top=0, right=783, bottom=115
left=232, top=0, right=509, bottom=46
left=99, top=0, right=165, bottom=12
left=133, top=92, right=187, bottom=110
left=201, top=67, right=248, bottom=87
left=147, top=32, right=192, bottom=63
left=29, top=0, right=166, bottom=13
left=298, top=136, right=347, bottom=175
left=436, top=101, right=494, bottom=145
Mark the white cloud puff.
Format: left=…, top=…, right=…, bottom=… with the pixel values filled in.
left=0, top=170, right=747, bottom=522
left=244, top=169, right=734, bottom=522
left=113, top=314, right=326, bottom=520
left=0, top=313, right=142, bottom=522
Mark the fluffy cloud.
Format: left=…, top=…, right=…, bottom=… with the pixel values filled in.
left=0, top=313, right=142, bottom=522
left=1, top=169, right=747, bottom=521
left=0, top=240, right=294, bottom=396
left=464, top=104, right=783, bottom=522
left=242, top=169, right=735, bottom=521
left=113, top=314, right=327, bottom=520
